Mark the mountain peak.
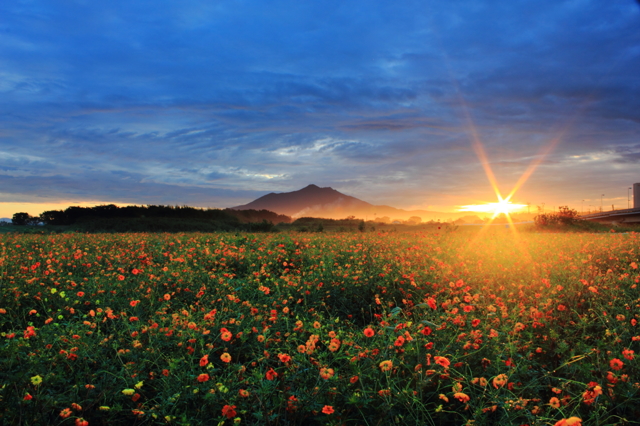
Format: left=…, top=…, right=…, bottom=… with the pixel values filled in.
left=231, top=184, right=370, bottom=217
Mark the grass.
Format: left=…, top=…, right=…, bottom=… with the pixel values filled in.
left=1, top=227, right=639, bottom=425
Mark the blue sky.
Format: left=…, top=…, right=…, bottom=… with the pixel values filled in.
left=1, top=0, right=639, bottom=216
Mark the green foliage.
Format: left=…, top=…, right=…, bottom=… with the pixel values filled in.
left=1, top=229, right=639, bottom=425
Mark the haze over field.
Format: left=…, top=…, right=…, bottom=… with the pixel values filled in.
left=1, top=1, right=639, bottom=218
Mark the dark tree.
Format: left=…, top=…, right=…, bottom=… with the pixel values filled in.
left=12, top=212, right=30, bottom=225
left=12, top=212, right=40, bottom=226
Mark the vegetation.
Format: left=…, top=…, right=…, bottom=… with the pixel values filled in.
left=11, top=205, right=291, bottom=233
left=534, top=207, right=581, bottom=227
left=2, top=228, right=639, bottom=425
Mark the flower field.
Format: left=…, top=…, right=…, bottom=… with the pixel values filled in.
left=1, top=228, right=639, bottom=425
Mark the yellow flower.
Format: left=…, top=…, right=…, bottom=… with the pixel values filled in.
left=30, top=375, right=43, bottom=386
left=99, top=406, right=110, bottom=411
left=122, top=388, right=135, bottom=395
left=134, top=381, right=144, bottom=389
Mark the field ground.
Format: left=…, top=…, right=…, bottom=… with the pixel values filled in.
left=1, top=227, right=639, bottom=425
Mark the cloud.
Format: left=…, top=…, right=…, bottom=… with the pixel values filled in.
left=0, top=0, right=638, bottom=212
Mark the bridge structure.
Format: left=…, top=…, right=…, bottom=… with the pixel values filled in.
left=580, top=207, right=640, bottom=224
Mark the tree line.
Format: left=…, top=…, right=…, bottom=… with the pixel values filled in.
left=11, top=205, right=292, bottom=232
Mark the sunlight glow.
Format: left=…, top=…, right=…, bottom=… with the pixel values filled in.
left=459, top=196, right=526, bottom=216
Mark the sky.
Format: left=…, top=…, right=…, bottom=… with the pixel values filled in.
left=1, top=0, right=640, bottom=218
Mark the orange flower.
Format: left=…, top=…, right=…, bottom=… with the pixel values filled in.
left=328, top=338, right=341, bottom=352
left=60, top=408, right=72, bottom=418
left=350, top=375, right=359, bottom=384
left=492, top=374, right=508, bottom=389
left=554, top=417, right=582, bottom=426
left=549, top=397, right=561, bottom=408
left=394, top=336, right=405, bottom=347
left=197, top=373, right=209, bottom=382
left=622, top=349, right=635, bottom=361
left=319, top=367, right=335, bottom=380
left=434, top=356, right=450, bottom=368
left=278, top=353, right=291, bottom=363
left=163, top=294, right=171, bottom=301
left=221, top=330, right=232, bottom=341
left=321, top=405, right=334, bottom=414
left=453, top=392, right=470, bottom=403
left=363, top=327, right=375, bottom=337
left=379, top=360, right=393, bottom=372
left=220, top=352, right=231, bottom=363
left=238, top=389, right=250, bottom=397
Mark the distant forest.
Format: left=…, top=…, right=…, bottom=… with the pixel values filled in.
left=11, top=204, right=292, bottom=233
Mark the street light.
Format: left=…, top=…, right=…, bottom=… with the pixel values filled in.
left=582, top=199, right=584, bottom=215
left=629, top=187, right=632, bottom=209
left=601, top=194, right=604, bottom=212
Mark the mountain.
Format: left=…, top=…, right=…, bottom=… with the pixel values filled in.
left=231, top=184, right=475, bottom=222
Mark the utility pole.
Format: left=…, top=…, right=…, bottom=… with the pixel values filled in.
left=601, top=194, right=604, bottom=212
left=581, top=200, right=584, bottom=215
left=629, top=187, right=632, bottom=209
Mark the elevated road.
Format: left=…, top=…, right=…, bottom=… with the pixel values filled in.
left=579, top=207, right=640, bottom=223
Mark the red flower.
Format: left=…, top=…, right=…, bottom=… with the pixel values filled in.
left=197, top=373, right=209, bottom=382
left=321, top=405, right=334, bottom=414
left=266, top=368, right=278, bottom=380
left=363, top=327, right=375, bottom=337
left=23, top=393, right=32, bottom=401
left=23, top=326, right=36, bottom=339
left=278, top=353, right=291, bottom=363
left=610, top=358, right=624, bottom=371
left=199, top=354, right=209, bottom=367
left=221, top=404, right=237, bottom=419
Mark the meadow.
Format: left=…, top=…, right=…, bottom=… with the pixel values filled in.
left=1, top=227, right=639, bottom=425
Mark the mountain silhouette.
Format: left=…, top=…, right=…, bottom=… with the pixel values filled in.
left=231, top=184, right=476, bottom=222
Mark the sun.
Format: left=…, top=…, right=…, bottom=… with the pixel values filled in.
left=459, top=196, right=526, bottom=217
